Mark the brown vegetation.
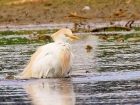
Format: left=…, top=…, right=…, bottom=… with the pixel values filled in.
left=68, top=12, right=90, bottom=19
left=113, top=9, right=126, bottom=17
left=85, top=45, right=93, bottom=53
left=116, top=38, right=124, bottom=42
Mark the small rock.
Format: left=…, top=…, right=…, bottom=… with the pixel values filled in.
left=82, top=6, right=90, bottom=11
left=5, top=75, right=15, bottom=80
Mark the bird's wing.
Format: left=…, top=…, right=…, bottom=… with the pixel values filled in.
left=60, top=50, right=71, bottom=75
left=33, top=43, right=72, bottom=77
left=19, top=46, right=43, bottom=78
left=19, top=43, right=72, bottom=78
left=20, top=43, right=55, bottom=79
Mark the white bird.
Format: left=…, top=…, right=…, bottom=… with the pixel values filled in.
left=82, top=6, right=90, bottom=11
left=19, top=28, right=79, bottom=79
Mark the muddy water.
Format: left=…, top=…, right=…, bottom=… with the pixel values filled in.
left=0, top=32, right=140, bottom=104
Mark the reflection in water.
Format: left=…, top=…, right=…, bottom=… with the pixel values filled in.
left=24, top=78, right=75, bottom=105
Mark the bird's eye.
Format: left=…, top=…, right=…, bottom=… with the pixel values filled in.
left=65, top=34, right=68, bottom=37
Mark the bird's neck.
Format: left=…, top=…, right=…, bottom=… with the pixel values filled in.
left=54, top=39, right=68, bottom=43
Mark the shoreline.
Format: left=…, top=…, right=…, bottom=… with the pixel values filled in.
left=0, top=20, right=140, bottom=31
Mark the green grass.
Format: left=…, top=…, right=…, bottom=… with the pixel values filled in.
left=0, top=37, right=28, bottom=45
left=0, top=29, right=58, bottom=36
left=0, top=36, right=52, bottom=45
left=0, top=29, right=58, bottom=45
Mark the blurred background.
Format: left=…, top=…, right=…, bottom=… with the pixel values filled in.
left=0, top=0, right=140, bottom=25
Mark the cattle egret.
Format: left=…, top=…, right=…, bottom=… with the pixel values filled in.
left=19, top=28, right=79, bottom=79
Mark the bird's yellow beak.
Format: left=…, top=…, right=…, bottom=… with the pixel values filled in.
left=67, top=34, right=79, bottom=40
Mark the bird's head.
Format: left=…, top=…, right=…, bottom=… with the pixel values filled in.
left=51, top=28, right=79, bottom=42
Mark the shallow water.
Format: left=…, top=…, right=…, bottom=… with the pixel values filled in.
left=0, top=32, right=140, bottom=104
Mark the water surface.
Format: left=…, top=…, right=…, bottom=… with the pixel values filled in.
left=0, top=32, right=140, bottom=104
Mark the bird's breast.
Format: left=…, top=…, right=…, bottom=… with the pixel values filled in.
left=57, top=42, right=72, bottom=51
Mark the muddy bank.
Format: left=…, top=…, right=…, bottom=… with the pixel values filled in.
left=0, top=0, right=140, bottom=26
